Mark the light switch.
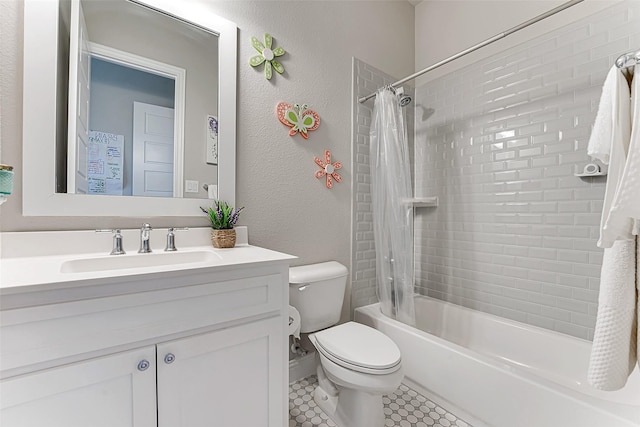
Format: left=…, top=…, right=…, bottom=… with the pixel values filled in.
left=207, top=184, right=218, bottom=199
left=185, top=180, right=199, bottom=193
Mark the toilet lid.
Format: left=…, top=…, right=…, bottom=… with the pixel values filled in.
left=313, top=322, right=401, bottom=373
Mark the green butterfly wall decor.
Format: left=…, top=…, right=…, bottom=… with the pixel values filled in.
left=276, top=102, right=320, bottom=139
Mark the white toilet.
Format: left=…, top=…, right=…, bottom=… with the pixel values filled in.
left=289, top=261, right=404, bottom=427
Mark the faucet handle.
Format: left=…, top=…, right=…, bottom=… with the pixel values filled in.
left=139, top=223, right=153, bottom=253
left=168, top=227, right=189, bottom=233
left=96, top=229, right=126, bottom=255
left=165, top=227, right=189, bottom=252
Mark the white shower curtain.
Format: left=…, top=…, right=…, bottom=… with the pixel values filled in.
left=370, top=87, right=416, bottom=326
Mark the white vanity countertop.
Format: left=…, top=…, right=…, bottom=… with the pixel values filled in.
left=0, top=227, right=296, bottom=294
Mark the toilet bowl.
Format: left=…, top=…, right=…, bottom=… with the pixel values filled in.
left=289, top=262, right=404, bottom=427
left=309, top=322, right=403, bottom=427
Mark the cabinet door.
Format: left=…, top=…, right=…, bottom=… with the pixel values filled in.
left=0, top=346, right=157, bottom=427
left=157, top=316, right=285, bottom=427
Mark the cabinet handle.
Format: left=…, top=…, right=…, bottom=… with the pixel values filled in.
left=164, top=353, right=175, bottom=364
left=137, top=359, right=150, bottom=371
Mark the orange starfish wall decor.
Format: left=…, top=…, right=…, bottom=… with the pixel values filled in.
left=314, top=150, right=342, bottom=189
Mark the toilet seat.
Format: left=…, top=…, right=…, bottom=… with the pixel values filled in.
left=312, top=322, right=401, bottom=375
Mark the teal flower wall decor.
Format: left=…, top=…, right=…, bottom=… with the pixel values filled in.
left=249, top=33, right=285, bottom=80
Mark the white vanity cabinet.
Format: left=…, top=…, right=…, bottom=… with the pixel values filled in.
left=1, top=346, right=158, bottom=427
left=157, top=317, right=283, bottom=427
left=0, top=253, right=292, bottom=427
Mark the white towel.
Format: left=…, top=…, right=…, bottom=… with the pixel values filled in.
left=603, top=66, right=640, bottom=243
left=588, top=238, right=638, bottom=391
left=587, top=66, right=633, bottom=248
left=588, top=66, right=617, bottom=164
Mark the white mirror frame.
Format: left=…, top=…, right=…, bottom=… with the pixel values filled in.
left=22, top=0, right=237, bottom=216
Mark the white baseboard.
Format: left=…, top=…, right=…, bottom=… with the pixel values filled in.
left=289, top=351, right=317, bottom=384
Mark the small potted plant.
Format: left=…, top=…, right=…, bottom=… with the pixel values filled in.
left=201, top=200, right=244, bottom=248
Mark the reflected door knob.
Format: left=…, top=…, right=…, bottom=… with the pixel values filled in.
left=137, top=360, right=150, bottom=371
left=164, top=353, right=176, bottom=364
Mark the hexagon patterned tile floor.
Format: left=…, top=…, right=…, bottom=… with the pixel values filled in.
left=289, top=375, right=473, bottom=427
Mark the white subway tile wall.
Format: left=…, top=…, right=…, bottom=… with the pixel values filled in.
left=351, top=58, right=415, bottom=313
left=414, top=1, right=640, bottom=340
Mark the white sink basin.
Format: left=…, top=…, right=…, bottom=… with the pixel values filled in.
left=60, top=250, right=222, bottom=274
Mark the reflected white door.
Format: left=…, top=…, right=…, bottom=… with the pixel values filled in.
left=67, top=0, right=91, bottom=194
left=132, top=102, right=175, bottom=197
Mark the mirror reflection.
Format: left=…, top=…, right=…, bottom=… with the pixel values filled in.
left=58, top=0, right=219, bottom=199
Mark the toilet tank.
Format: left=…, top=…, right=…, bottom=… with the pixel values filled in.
left=289, top=261, right=348, bottom=333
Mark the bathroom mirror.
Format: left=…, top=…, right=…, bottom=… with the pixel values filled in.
left=22, top=0, right=237, bottom=216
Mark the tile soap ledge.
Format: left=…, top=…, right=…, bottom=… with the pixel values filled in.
left=574, top=172, right=607, bottom=177
left=403, top=197, right=438, bottom=207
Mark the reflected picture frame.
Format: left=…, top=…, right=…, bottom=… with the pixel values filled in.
left=206, top=115, right=218, bottom=165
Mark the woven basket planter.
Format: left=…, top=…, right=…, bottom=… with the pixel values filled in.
left=210, top=228, right=236, bottom=248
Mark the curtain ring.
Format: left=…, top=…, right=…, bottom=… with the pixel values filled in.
left=380, top=85, right=396, bottom=95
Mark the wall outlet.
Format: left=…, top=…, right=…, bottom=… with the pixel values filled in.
left=185, top=180, right=199, bottom=193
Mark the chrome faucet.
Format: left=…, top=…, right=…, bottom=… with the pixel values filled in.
left=139, top=223, right=153, bottom=253
left=165, top=227, right=189, bottom=252
left=96, top=229, right=126, bottom=255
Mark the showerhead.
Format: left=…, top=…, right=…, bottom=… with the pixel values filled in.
left=398, top=94, right=412, bottom=107
left=395, top=86, right=412, bottom=107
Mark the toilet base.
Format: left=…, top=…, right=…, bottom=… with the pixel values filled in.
left=313, top=384, right=338, bottom=421
left=313, top=383, right=385, bottom=427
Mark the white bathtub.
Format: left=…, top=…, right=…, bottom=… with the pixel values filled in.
left=354, top=296, right=640, bottom=427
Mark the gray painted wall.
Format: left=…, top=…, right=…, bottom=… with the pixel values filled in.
left=1, top=1, right=415, bottom=324
left=414, top=0, right=620, bottom=84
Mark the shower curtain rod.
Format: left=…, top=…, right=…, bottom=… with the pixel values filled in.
left=358, top=0, right=584, bottom=104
